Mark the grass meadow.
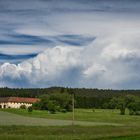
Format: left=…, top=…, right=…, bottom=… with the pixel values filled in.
left=0, top=109, right=140, bottom=140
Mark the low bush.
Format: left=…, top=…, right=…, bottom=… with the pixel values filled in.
left=28, top=106, right=33, bottom=113
left=20, top=105, right=26, bottom=109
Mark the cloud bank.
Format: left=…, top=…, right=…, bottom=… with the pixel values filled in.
left=1, top=31, right=140, bottom=89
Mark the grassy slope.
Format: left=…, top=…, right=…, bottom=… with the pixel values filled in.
left=0, top=125, right=140, bottom=140
left=0, top=111, right=120, bottom=126
left=1, top=109, right=140, bottom=140
left=2, top=108, right=140, bottom=125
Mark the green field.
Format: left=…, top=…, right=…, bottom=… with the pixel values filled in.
left=0, top=109, right=140, bottom=140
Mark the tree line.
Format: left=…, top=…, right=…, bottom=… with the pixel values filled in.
left=0, top=87, right=140, bottom=109
left=109, top=95, right=140, bottom=115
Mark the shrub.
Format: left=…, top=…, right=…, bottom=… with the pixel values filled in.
left=28, top=106, right=33, bottom=113
left=20, top=105, right=26, bottom=109
left=47, top=101, right=56, bottom=114
left=61, top=109, right=67, bottom=113
left=32, top=102, right=41, bottom=110
left=135, top=111, right=140, bottom=115
left=92, top=108, right=95, bottom=112
left=129, top=110, right=134, bottom=115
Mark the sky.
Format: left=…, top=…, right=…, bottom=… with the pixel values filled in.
left=0, top=0, right=140, bottom=89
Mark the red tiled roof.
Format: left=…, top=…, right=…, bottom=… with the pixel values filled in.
left=0, top=97, right=40, bottom=103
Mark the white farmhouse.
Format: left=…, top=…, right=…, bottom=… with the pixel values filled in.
left=0, top=97, right=39, bottom=109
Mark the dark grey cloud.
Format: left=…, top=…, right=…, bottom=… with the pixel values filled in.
left=0, top=34, right=53, bottom=45
left=0, top=53, right=37, bottom=64
left=55, top=35, right=95, bottom=46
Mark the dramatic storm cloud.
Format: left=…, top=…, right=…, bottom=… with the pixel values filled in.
left=0, top=0, right=140, bottom=89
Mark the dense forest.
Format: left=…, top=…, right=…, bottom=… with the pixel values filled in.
left=0, top=87, right=140, bottom=109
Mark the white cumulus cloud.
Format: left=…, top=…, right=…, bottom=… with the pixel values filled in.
left=1, top=31, right=140, bottom=89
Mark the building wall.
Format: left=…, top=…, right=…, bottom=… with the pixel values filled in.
left=0, top=102, right=32, bottom=109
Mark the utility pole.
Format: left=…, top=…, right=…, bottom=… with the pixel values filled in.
left=72, top=92, right=75, bottom=126
left=68, top=88, right=75, bottom=126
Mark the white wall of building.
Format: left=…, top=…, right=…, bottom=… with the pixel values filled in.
left=0, top=102, right=32, bottom=109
